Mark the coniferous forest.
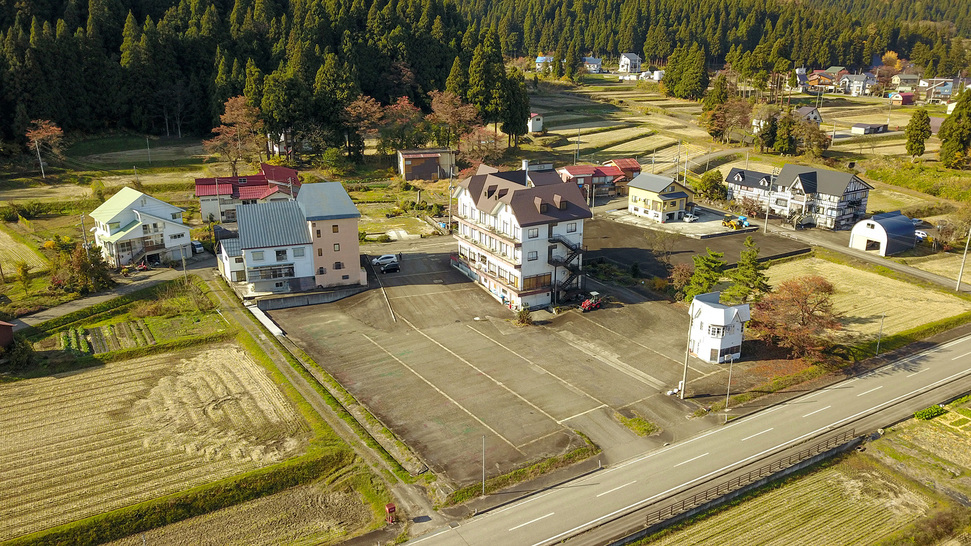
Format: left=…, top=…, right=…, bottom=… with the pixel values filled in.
left=0, top=0, right=969, bottom=151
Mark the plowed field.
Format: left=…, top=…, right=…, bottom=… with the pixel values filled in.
left=0, top=225, right=47, bottom=272
left=0, top=345, right=310, bottom=540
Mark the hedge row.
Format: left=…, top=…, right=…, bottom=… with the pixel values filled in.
left=9, top=449, right=354, bottom=546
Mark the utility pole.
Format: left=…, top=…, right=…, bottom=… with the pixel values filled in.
left=574, top=128, right=580, bottom=165
left=725, top=355, right=735, bottom=422
left=146, top=136, right=152, bottom=164
left=875, top=313, right=886, bottom=355
left=958, top=226, right=971, bottom=292
left=34, top=140, right=46, bottom=179
left=79, top=214, right=88, bottom=247
left=481, top=436, right=486, bottom=496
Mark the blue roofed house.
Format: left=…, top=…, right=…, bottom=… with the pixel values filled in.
left=848, top=211, right=917, bottom=256
left=583, top=57, right=602, bottom=73
left=233, top=200, right=315, bottom=295
left=535, top=56, right=554, bottom=71
left=90, top=187, right=191, bottom=268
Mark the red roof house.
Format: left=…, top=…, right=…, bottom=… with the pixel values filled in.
left=603, top=158, right=642, bottom=195
left=194, top=163, right=300, bottom=222
left=556, top=164, right=625, bottom=200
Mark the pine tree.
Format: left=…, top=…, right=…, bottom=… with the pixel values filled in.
left=940, top=91, right=971, bottom=169
left=500, top=68, right=529, bottom=147
left=445, top=56, right=467, bottom=100
left=684, top=248, right=726, bottom=302
left=905, top=108, right=932, bottom=161
left=724, top=236, right=770, bottom=303
left=467, top=28, right=504, bottom=125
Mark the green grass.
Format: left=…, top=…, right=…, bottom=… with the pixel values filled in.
left=866, top=161, right=971, bottom=203
left=615, top=412, right=661, bottom=436
left=65, top=135, right=157, bottom=157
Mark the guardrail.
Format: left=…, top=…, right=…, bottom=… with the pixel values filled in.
left=644, top=429, right=856, bottom=526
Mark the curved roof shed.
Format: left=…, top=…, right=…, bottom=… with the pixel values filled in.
left=848, top=211, right=916, bottom=256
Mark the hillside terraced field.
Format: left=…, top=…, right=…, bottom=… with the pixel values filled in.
left=0, top=345, right=310, bottom=540
left=0, top=225, right=47, bottom=272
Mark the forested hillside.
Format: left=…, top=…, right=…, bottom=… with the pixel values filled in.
left=0, top=0, right=967, bottom=150
left=808, top=0, right=971, bottom=39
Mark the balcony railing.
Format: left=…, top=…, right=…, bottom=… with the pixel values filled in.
left=456, top=231, right=521, bottom=266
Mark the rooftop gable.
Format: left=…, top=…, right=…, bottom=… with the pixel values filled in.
left=296, top=182, right=361, bottom=221
left=777, top=164, right=872, bottom=196
left=90, top=187, right=183, bottom=224
left=237, top=200, right=312, bottom=250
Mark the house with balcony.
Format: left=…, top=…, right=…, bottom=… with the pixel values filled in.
left=688, top=292, right=750, bottom=364
left=627, top=173, right=693, bottom=223
left=195, top=163, right=300, bottom=223
left=556, top=164, right=625, bottom=201
left=619, top=53, right=641, bottom=73
left=452, top=164, right=592, bottom=310
left=90, top=187, right=191, bottom=268
left=773, top=165, right=871, bottom=230
left=724, top=168, right=777, bottom=204
left=839, top=73, right=877, bottom=96
left=296, top=182, right=365, bottom=288
left=233, top=200, right=315, bottom=295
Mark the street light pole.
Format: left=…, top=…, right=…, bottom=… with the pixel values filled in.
left=725, top=355, right=734, bottom=422
left=681, top=308, right=698, bottom=400
left=958, top=226, right=971, bottom=292
left=875, top=312, right=886, bottom=356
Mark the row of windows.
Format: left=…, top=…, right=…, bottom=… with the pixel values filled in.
left=316, top=263, right=344, bottom=274
left=314, top=225, right=340, bottom=237
left=252, top=247, right=306, bottom=261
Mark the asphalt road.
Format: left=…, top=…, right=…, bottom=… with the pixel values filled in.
left=408, top=332, right=971, bottom=546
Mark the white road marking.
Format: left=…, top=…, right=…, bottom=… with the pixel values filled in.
left=857, top=386, right=884, bottom=397
left=740, top=429, right=774, bottom=442
left=509, top=512, right=554, bottom=532
left=531, top=365, right=971, bottom=546
left=906, top=369, right=927, bottom=378
left=407, top=528, right=452, bottom=544
left=802, top=406, right=831, bottom=418
left=596, top=481, right=637, bottom=498
left=558, top=404, right=608, bottom=424
left=674, top=452, right=709, bottom=468
left=952, top=350, right=971, bottom=361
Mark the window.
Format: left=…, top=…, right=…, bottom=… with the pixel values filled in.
left=333, top=262, right=344, bottom=270
left=527, top=251, right=538, bottom=261
left=332, top=225, right=339, bottom=233
left=333, top=243, right=340, bottom=251
left=169, top=233, right=185, bottom=240
left=171, top=213, right=179, bottom=220
left=276, top=249, right=287, bottom=261
left=540, top=203, right=548, bottom=213
left=317, top=267, right=325, bottom=274
left=708, top=325, right=724, bottom=338
left=238, top=177, right=247, bottom=184
left=293, top=247, right=305, bottom=258
left=522, top=273, right=552, bottom=290
left=274, top=281, right=284, bottom=288
left=528, top=228, right=539, bottom=239
left=317, top=248, right=322, bottom=256
left=252, top=251, right=264, bottom=261
left=866, top=222, right=875, bottom=229
left=567, top=222, right=577, bottom=233
left=108, top=221, right=120, bottom=231
left=316, top=229, right=321, bottom=238
left=235, top=257, right=243, bottom=263
left=342, top=274, right=350, bottom=280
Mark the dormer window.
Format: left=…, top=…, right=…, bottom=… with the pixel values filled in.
left=238, top=178, right=247, bottom=185
left=540, top=203, right=548, bottom=213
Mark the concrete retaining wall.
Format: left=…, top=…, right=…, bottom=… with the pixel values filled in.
left=255, top=284, right=369, bottom=311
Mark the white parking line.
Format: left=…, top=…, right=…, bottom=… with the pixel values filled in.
left=857, top=386, right=883, bottom=397
left=674, top=452, right=709, bottom=468
left=952, top=350, right=971, bottom=361
left=509, top=512, right=554, bottom=532
left=802, top=406, right=831, bottom=418
left=558, top=404, right=608, bottom=424
left=740, top=429, right=774, bottom=442
left=596, top=481, right=637, bottom=498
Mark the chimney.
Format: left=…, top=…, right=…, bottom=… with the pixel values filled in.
left=521, top=159, right=529, bottom=171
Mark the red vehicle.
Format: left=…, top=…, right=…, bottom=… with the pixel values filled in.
left=581, top=292, right=604, bottom=312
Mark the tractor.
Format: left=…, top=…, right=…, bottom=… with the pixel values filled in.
left=722, top=214, right=741, bottom=230
left=581, top=291, right=606, bottom=312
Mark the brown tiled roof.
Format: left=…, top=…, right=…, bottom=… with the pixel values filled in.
left=458, top=165, right=592, bottom=227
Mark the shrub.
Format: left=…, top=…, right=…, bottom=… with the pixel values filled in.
left=651, top=276, right=669, bottom=291
left=914, top=405, right=947, bottom=420
left=516, top=308, right=533, bottom=326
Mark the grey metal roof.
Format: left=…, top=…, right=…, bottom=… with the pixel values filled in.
left=868, top=211, right=916, bottom=256
left=659, top=191, right=689, bottom=200
left=296, top=182, right=361, bottom=221
left=726, top=168, right=773, bottom=190
left=628, top=173, right=678, bottom=193
left=219, top=238, right=241, bottom=257
left=236, top=200, right=311, bottom=250
left=795, top=106, right=818, bottom=118
left=777, top=165, right=871, bottom=197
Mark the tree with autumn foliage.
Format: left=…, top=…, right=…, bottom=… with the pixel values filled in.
left=378, top=97, right=427, bottom=154
left=427, top=90, right=480, bottom=152
left=749, top=275, right=842, bottom=358
left=25, top=120, right=64, bottom=178
left=203, top=96, right=264, bottom=176
left=344, top=96, right=384, bottom=158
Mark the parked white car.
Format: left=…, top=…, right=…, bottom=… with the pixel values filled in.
left=682, top=213, right=698, bottom=223
left=371, top=254, right=398, bottom=266
left=915, top=230, right=928, bottom=240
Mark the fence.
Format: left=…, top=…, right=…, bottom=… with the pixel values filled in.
left=644, top=429, right=856, bottom=526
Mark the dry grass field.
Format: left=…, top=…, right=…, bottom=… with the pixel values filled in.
left=0, top=225, right=48, bottom=272
left=898, top=253, right=971, bottom=286
left=599, top=134, right=677, bottom=156
left=765, top=258, right=971, bottom=340
left=646, top=463, right=929, bottom=546
left=0, top=344, right=311, bottom=541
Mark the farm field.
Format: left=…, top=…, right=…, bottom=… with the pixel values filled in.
left=599, top=134, right=677, bottom=157
left=106, top=478, right=372, bottom=546
left=0, top=224, right=48, bottom=272
left=0, top=344, right=311, bottom=540
left=898, top=253, right=971, bottom=286
left=831, top=136, right=940, bottom=158
left=550, top=126, right=656, bottom=152
left=765, top=257, right=971, bottom=340
left=864, top=183, right=943, bottom=214
left=645, top=463, right=929, bottom=545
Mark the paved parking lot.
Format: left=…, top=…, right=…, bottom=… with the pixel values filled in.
left=270, top=238, right=726, bottom=488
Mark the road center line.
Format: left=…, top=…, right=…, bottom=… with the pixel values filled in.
left=906, top=369, right=927, bottom=378
left=857, top=386, right=884, bottom=397
left=802, top=405, right=831, bottom=418
left=673, top=452, right=709, bottom=467
left=740, top=428, right=774, bottom=442
left=952, top=350, right=971, bottom=361
left=509, top=512, right=554, bottom=532
left=596, top=481, right=637, bottom=498
left=533, top=365, right=971, bottom=546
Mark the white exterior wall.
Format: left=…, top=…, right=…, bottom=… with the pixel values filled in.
left=93, top=198, right=191, bottom=267
left=218, top=249, right=247, bottom=282
left=527, top=115, right=544, bottom=132
left=690, top=316, right=744, bottom=363
left=849, top=220, right=890, bottom=256
left=241, top=244, right=314, bottom=293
